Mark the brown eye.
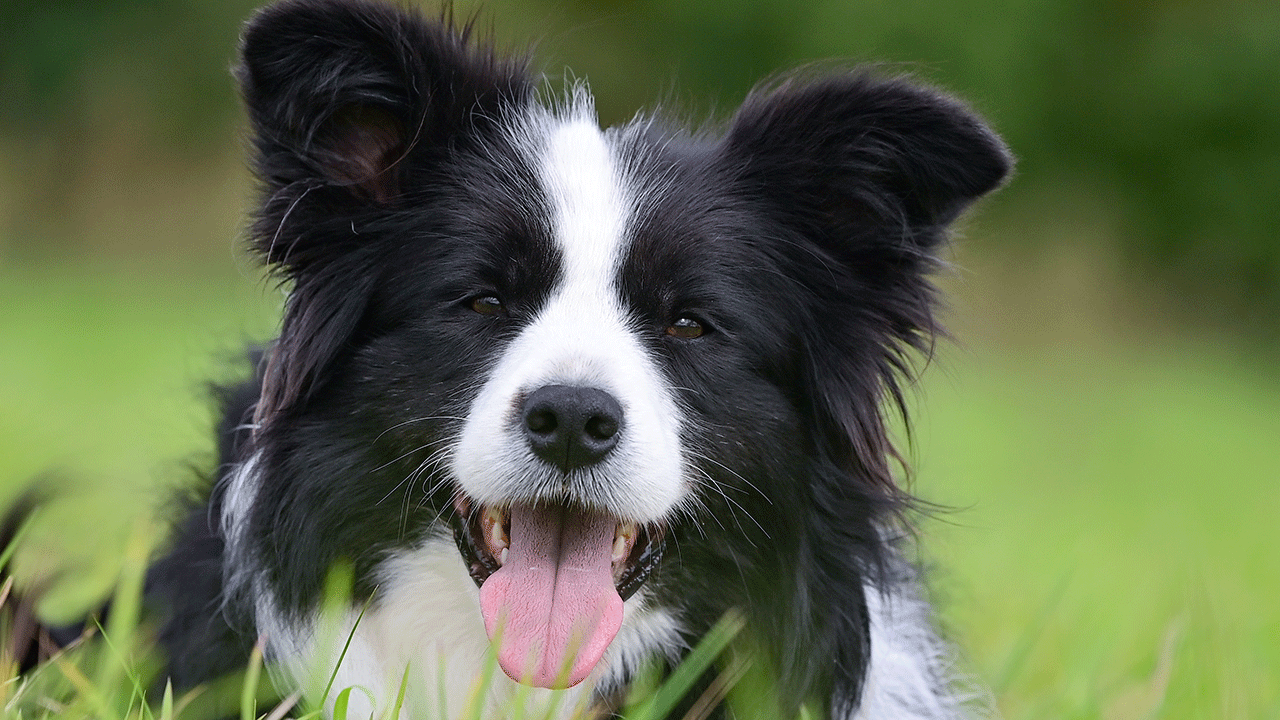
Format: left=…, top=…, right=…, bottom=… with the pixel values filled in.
left=470, top=295, right=504, bottom=316
left=666, top=316, right=704, bottom=339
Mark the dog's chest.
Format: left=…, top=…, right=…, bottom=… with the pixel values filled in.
left=276, top=538, right=588, bottom=718
left=272, top=537, right=681, bottom=720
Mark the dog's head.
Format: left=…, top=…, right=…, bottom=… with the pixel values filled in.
left=229, top=0, right=1009, bottom=701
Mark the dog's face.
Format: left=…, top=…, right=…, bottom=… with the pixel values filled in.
left=224, top=0, right=1009, bottom=706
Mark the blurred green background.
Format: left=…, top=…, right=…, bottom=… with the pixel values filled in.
left=1, top=0, right=1277, bottom=718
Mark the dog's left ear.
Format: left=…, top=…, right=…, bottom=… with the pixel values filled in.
left=720, top=73, right=1011, bottom=491
left=722, top=72, right=1011, bottom=251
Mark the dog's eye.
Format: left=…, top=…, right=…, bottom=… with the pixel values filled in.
left=470, top=295, right=505, bottom=316
left=666, top=316, right=705, bottom=339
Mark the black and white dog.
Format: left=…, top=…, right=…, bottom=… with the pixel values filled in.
left=141, top=0, right=1011, bottom=717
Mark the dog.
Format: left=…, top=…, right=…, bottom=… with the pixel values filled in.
left=26, top=0, right=1011, bottom=717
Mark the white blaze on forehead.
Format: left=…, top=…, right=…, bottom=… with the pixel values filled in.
left=452, top=104, right=687, bottom=523
left=542, top=118, right=630, bottom=280
left=518, top=109, right=635, bottom=390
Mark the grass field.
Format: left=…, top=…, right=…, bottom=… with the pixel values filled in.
left=1, top=258, right=1276, bottom=719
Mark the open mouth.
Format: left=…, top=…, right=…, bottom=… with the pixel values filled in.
left=451, top=496, right=664, bottom=688
left=453, top=497, right=663, bottom=599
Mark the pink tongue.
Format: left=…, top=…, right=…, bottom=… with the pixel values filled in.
left=478, top=504, right=623, bottom=688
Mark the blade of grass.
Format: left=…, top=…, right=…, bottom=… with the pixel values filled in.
left=319, top=597, right=373, bottom=708
left=679, top=651, right=751, bottom=720
left=242, top=638, right=265, bottom=720
left=263, top=691, right=302, bottom=720
left=625, top=610, right=745, bottom=720
left=131, top=679, right=154, bottom=720
left=94, top=519, right=156, bottom=717
left=172, top=684, right=209, bottom=719
left=992, top=570, right=1073, bottom=693
left=91, top=618, right=167, bottom=720
left=506, top=667, right=534, bottom=720
left=313, top=564, right=375, bottom=711
left=462, top=622, right=502, bottom=720
left=1136, top=615, right=1186, bottom=720
left=436, top=651, right=449, bottom=720
left=544, top=621, right=603, bottom=720
left=160, top=680, right=174, bottom=720
left=0, top=573, right=14, bottom=609
left=388, top=664, right=410, bottom=720
left=53, top=652, right=111, bottom=717
left=618, top=659, right=663, bottom=716
left=331, top=686, right=352, bottom=720
left=0, top=506, right=38, bottom=570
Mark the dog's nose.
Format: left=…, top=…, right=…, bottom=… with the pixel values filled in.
left=522, top=385, right=623, bottom=472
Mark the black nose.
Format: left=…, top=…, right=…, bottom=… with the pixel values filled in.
left=522, top=385, right=624, bottom=472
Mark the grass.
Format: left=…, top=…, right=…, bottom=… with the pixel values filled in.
left=1, top=258, right=1277, bottom=718
left=0, top=519, right=747, bottom=720
left=911, top=345, right=1280, bottom=719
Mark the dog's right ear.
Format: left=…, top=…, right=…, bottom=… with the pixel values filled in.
left=238, top=0, right=531, bottom=269
left=239, top=0, right=531, bottom=426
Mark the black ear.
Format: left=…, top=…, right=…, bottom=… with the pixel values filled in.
left=720, top=73, right=1011, bottom=491
left=238, top=0, right=531, bottom=424
left=238, top=0, right=531, bottom=266
left=722, top=72, right=1011, bottom=245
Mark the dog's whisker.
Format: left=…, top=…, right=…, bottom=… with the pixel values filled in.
left=370, top=442, right=438, bottom=480
left=687, top=448, right=768, bottom=502
left=372, top=415, right=466, bottom=445
left=682, top=450, right=769, bottom=541
left=373, top=443, right=445, bottom=506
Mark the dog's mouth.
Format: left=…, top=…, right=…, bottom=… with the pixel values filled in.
left=451, top=496, right=664, bottom=688
left=453, top=497, right=663, bottom=598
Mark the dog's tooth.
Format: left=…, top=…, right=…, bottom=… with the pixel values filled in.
left=612, top=522, right=637, bottom=564
left=483, top=504, right=504, bottom=527
left=499, top=548, right=508, bottom=565
left=482, top=505, right=509, bottom=556
left=612, top=534, right=628, bottom=564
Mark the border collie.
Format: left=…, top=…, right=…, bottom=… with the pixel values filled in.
left=138, top=0, right=1008, bottom=717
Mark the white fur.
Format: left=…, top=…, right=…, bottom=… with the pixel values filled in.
left=220, top=453, right=259, bottom=552
left=265, top=536, right=685, bottom=720
left=852, top=582, right=991, bottom=720
left=220, top=453, right=263, bottom=610
left=452, top=101, right=687, bottom=524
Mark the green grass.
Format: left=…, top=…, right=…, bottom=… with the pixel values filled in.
left=0, top=521, right=746, bottom=720
left=1, top=260, right=1276, bottom=718
left=912, top=345, right=1280, bottom=719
